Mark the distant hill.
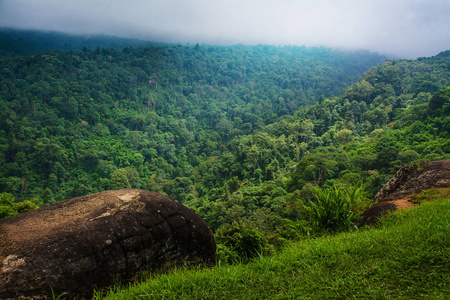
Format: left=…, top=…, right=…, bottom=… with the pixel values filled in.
left=0, top=28, right=160, bottom=57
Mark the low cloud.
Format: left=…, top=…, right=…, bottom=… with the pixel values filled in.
left=1, top=0, right=449, bottom=58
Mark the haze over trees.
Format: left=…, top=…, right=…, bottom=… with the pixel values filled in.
left=0, top=30, right=449, bottom=261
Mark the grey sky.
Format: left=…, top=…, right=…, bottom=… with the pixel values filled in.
left=1, top=0, right=449, bottom=58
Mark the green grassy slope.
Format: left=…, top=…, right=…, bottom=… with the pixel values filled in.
left=96, top=189, right=450, bottom=299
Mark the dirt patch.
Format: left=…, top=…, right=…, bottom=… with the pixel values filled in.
left=386, top=197, right=417, bottom=210
left=359, top=196, right=418, bottom=226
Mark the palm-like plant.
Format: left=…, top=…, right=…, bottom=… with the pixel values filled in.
left=300, top=185, right=369, bottom=233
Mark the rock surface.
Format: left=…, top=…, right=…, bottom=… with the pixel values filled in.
left=373, top=160, right=450, bottom=202
left=360, top=159, right=450, bottom=225
left=0, top=189, right=216, bottom=299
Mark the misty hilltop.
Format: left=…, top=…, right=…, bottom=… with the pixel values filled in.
left=0, top=28, right=161, bottom=57
left=1, top=0, right=450, bottom=58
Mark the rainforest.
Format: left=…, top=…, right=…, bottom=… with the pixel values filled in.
left=0, top=28, right=449, bottom=298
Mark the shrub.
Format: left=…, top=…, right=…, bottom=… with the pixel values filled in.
left=299, top=185, right=369, bottom=233
left=13, top=199, right=39, bottom=214
left=215, top=222, right=267, bottom=263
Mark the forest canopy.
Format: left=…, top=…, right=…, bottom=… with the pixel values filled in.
left=0, top=38, right=386, bottom=202
left=0, top=32, right=449, bottom=255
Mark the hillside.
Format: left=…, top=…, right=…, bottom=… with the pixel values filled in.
left=0, top=32, right=449, bottom=299
left=181, top=52, right=450, bottom=238
left=0, top=39, right=449, bottom=240
left=0, top=40, right=385, bottom=205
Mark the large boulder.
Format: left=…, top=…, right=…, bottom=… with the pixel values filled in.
left=360, top=160, right=450, bottom=225
left=0, top=189, right=216, bottom=299
left=373, top=159, right=450, bottom=202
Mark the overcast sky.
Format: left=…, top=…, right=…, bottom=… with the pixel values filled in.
left=1, top=0, right=449, bottom=58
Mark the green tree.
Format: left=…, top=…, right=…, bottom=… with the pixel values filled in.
left=429, top=87, right=450, bottom=111
left=111, top=168, right=132, bottom=189
left=111, top=167, right=140, bottom=189
left=334, top=129, right=353, bottom=144
left=0, top=192, right=17, bottom=219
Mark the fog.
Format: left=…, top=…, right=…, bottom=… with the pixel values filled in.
left=1, top=0, right=449, bottom=58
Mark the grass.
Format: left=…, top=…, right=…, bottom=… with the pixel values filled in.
left=95, top=189, right=450, bottom=299
left=410, top=188, right=450, bottom=204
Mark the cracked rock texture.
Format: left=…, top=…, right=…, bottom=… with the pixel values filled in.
left=0, top=189, right=216, bottom=299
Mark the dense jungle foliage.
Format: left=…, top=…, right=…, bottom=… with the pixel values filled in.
left=0, top=33, right=385, bottom=202
left=0, top=30, right=449, bottom=261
